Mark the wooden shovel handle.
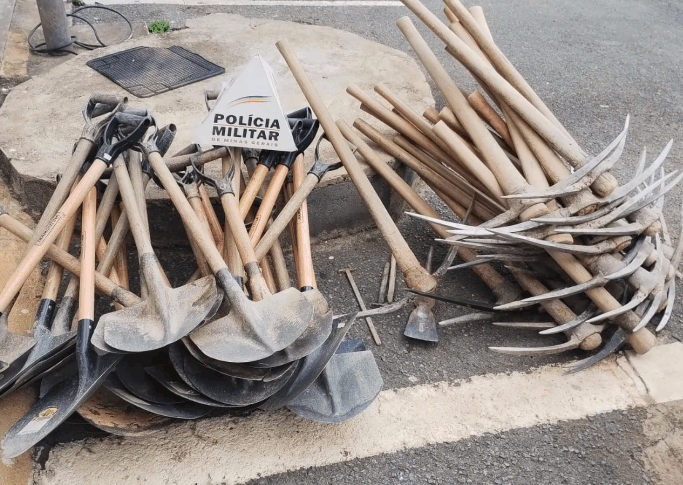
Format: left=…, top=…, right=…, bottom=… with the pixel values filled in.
left=254, top=173, right=318, bottom=262
left=79, top=186, right=98, bottom=321
left=220, top=192, right=271, bottom=300
left=111, top=206, right=129, bottom=292
left=198, top=183, right=224, bottom=246
left=239, top=164, right=269, bottom=220
left=187, top=195, right=214, bottom=277
left=222, top=154, right=244, bottom=282
left=249, top=163, right=289, bottom=246
left=0, top=214, right=140, bottom=307
left=43, top=211, right=78, bottom=301
left=147, top=152, right=226, bottom=273
left=268, top=234, right=292, bottom=291
left=28, top=139, right=93, bottom=249
left=0, top=158, right=108, bottom=313
left=277, top=38, right=436, bottom=292
left=292, top=155, right=316, bottom=290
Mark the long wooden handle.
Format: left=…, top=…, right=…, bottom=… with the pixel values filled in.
left=112, top=156, right=155, bottom=256
left=359, top=123, right=501, bottom=221
left=222, top=153, right=244, bottom=283
left=547, top=249, right=655, bottom=354
left=0, top=158, right=108, bottom=313
left=397, top=5, right=585, bottom=167
left=221, top=192, right=271, bottom=300
left=0, top=214, right=140, bottom=307
left=249, top=163, right=289, bottom=246
left=339, top=121, right=518, bottom=301
left=397, top=16, right=546, bottom=222
left=28, top=139, right=93, bottom=249
left=198, top=183, right=224, bottom=246
left=147, top=152, right=226, bottom=273
left=187, top=194, right=214, bottom=277
left=42, top=211, right=78, bottom=301
left=292, top=155, right=316, bottom=290
left=277, top=38, right=436, bottom=293
left=432, top=121, right=505, bottom=201
left=239, top=164, right=269, bottom=220
left=254, top=173, right=318, bottom=262
left=268, top=233, right=292, bottom=291
left=78, top=186, right=98, bottom=321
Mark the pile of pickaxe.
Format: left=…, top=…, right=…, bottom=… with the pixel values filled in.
left=278, top=1, right=683, bottom=367
left=0, top=92, right=389, bottom=460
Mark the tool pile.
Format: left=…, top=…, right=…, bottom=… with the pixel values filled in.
left=0, top=92, right=387, bottom=460
left=324, top=0, right=682, bottom=366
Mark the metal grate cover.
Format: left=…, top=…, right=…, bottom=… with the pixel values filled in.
left=87, top=45, right=225, bottom=98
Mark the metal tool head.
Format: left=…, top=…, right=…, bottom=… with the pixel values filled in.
left=405, top=246, right=438, bottom=342
left=145, top=363, right=233, bottom=407
left=286, top=345, right=383, bottom=423
left=181, top=337, right=295, bottom=381
left=565, top=327, right=627, bottom=374
left=655, top=282, right=675, bottom=332
left=245, top=289, right=333, bottom=368
left=116, top=353, right=186, bottom=405
left=308, top=134, right=343, bottom=181
left=189, top=268, right=314, bottom=363
left=180, top=348, right=298, bottom=406
left=259, top=314, right=356, bottom=411
left=404, top=296, right=438, bottom=342
left=1, top=319, right=122, bottom=459
left=503, top=116, right=630, bottom=200
left=0, top=299, right=77, bottom=397
left=0, top=312, right=36, bottom=374
left=101, top=253, right=221, bottom=353
left=104, top=372, right=213, bottom=419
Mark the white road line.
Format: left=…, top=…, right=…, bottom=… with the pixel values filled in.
left=94, top=0, right=404, bottom=6
left=34, top=343, right=683, bottom=485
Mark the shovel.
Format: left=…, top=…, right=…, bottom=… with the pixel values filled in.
left=0, top=113, right=150, bottom=327
left=139, top=133, right=314, bottom=363
left=98, top=145, right=221, bottom=353
left=2, top=186, right=122, bottom=460
left=286, top=339, right=383, bottom=423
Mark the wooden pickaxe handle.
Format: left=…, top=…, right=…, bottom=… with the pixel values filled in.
left=276, top=38, right=437, bottom=293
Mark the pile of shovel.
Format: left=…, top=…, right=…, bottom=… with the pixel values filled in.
left=0, top=92, right=388, bottom=460
left=287, top=0, right=682, bottom=369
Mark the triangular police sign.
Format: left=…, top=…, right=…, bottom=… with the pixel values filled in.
left=196, top=55, right=297, bottom=151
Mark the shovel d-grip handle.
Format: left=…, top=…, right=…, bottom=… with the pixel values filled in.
left=97, top=113, right=152, bottom=164
left=276, top=38, right=436, bottom=293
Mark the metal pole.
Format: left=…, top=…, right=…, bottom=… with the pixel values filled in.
left=35, top=0, right=71, bottom=51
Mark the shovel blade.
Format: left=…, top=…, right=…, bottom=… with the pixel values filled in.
left=190, top=287, right=314, bottom=363
left=102, top=262, right=220, bottom=353
left=0, top=313, right=36, bottom=373
left=286, top=349, right=383, bottom=423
